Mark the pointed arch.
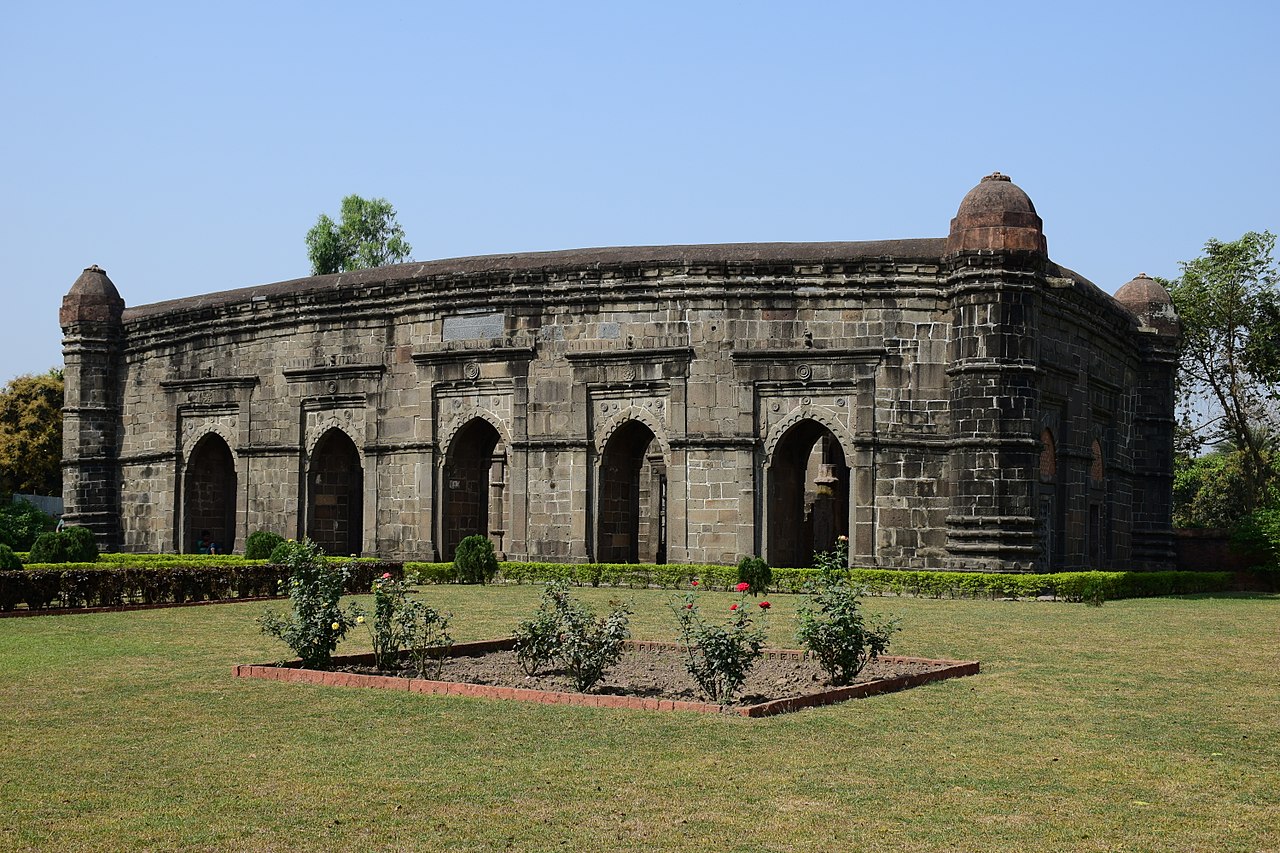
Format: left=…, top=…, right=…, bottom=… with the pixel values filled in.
left=596, top=418, right=667, bottom=564
left=441, top=416, right=507, bottom=560
left=307, top=427, right=363, bottom=557
left=765, top=417, right=850, bottom=568
left=183, top=432, right=236, bottom=554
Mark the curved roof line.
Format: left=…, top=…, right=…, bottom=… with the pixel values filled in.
left=122, top=238, right=949, bottom=319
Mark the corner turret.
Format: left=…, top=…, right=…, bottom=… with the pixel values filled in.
left=60, top=265, right=125, bottom=550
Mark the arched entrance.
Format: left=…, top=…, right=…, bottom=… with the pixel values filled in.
left=183, top=433, right=236, bottom=553
left=307, top=429, right=363, bottom=557
left=767, top=420, right=849, bottom=568
left=597, top=420, right=666, bottom=564
left=442, top=418, right=506, bottom=560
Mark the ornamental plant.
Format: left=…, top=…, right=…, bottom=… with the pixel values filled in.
left=513, top=581, right=572, bottom=675
left=795, top=578, right=899, bottom=686
left=513, top=580, right=632, bottom=691
left=453, top=535, right=498, bottom=584
left=736, top=555, right=772, bottom=595
left=0, top=543, right=20, bottom=570
left=366, top=571, right=453, bottom=676
left=671, top=581, right=767, bottom=705
left=245, top=530, right=286, bottom=560
left=813, top=534, right=849, bottom=578
left=403, top=598, right=453, bottom=679
left=258, top=538, right=361, bottom=669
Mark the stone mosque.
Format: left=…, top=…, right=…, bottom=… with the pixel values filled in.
left=60, top=173, right=1179, bottom=571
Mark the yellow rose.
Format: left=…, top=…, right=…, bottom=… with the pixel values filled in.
left=356, top=615, right=365, bottom=624
left=331, top=622, right=340, bottom=630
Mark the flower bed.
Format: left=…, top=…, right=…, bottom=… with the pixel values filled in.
left=234, top=638, right=979, bottom=717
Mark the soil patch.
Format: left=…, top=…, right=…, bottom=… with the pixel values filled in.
left=236, top=640, right=980, bottom=716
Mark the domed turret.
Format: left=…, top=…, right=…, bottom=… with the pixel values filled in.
left=1115, top=273, right=1179, bottom=336
left=60, top=265, right=124, bottom=327
left=946, top=172, right=1047, bottom=255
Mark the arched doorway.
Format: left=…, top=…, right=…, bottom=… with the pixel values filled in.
left=184, top=433, right=236, bottom=554
left=442, top=418, right=506, bottom=560
left=307, top=429, right=363, bottom=557
left=767, top=420, right=849, bottom=568
left=597, top=420, right=666, bottom=564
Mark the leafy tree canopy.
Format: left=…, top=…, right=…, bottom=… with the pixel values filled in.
left=0, top=369, right=63, bottom=496
left=1164, top=231, right=1280, bottom=513
left=305, top=194, right=413, bottom=275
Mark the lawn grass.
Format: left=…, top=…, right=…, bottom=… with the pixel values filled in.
left=1, top=587, right=1276, bottom=852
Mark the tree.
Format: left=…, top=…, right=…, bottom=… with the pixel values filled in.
left=305, top=194, right=413, bottom=275
left=1165, top=231, right=1280, bottom=514
left=0, top=369, right=63, bottom=496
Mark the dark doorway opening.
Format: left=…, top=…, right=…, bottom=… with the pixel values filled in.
left=184, top=433, right=236, bottom=554
left=307, top=429, right=363, bottom=557
left=597, top=421, right=666, bottom=564
left=767, top=420, right=849, bottom=568
left=442, top=419, right=505, bottom=560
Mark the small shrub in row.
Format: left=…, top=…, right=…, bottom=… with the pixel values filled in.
left=513, top=581, right=630, bottom=692
left=28, top=526, right=98, bottom=564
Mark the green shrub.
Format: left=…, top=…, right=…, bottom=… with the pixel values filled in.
left=28, top=531, right=68, bottom=564
left=453, top=535, right=498, bottom=584
left=1235, top=507, right=1280, bottom=568
left=736, top=555, right=772, bottom=595
left=513, top=580, right=631, bottom=691
left=257, top=538, right=361, bottom=669
left=365, top=570, right=451, bottom=676
left=0, top=544, right=21, bottom=571
left=63, top=526, right=97, bottom=563
left=245, top=530, right=286, bottom=561
left=795, top=580, right=899, bottom=685
left=671, top=582, right=768, bottom=705
left=513, top=582, right=570, bottom=675
left=0, top=500, right=56, bottom=550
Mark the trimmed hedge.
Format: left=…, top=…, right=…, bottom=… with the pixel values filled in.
left=403, top=560, right=1235, bottom=603
left=0, top=560, right=403, bottom=612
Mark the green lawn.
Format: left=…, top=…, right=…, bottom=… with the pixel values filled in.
left=1, top=587, right=1276, bottom=852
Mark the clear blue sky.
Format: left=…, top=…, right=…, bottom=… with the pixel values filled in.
left=3, top=1, right=1277, bottom=383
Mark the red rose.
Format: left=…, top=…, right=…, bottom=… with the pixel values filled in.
left=735, top=582, right=750, bottom=592
left=691, top=580, right=699, bottom=587
left=759, top=601, right=771, bottom=609
left=730, top=604, right=738, bottom=610
left=685, top=603, right=694, bottom=610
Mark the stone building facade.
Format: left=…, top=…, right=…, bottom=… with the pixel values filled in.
left=60, top=174, right=1179, bottom=571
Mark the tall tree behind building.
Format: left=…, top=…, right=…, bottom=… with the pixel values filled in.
left=1164, top=230, right=1280, bottom=515
left=0, top=369, right=64, bottom=496
left=305, top=194, right=413, bottom=275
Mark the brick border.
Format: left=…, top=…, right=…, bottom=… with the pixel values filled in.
left=234, top=639, right=979, bottom=717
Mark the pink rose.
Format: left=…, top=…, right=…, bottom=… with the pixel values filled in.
left=735, top=582, right=750, bottom=592
left=382, top=572, right=392, bottom=579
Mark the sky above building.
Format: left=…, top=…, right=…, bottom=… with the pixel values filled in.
left=3, top=1, right=1277, bottom=383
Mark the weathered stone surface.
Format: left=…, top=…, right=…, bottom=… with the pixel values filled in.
left=60, top=175, right=1178, bottom=571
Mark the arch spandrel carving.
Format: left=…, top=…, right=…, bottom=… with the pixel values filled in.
left=593, top=405, right=671, bottom=459
left=304, top=412, right=366, bottom=462
left=181, top=419, right=239, bottom=464
left=439, top=408, right=512, bottom=461
left=761, top=403, right=858, bottom=463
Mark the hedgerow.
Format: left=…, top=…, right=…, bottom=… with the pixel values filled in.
left=0, top=560, right=403, bottom=611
